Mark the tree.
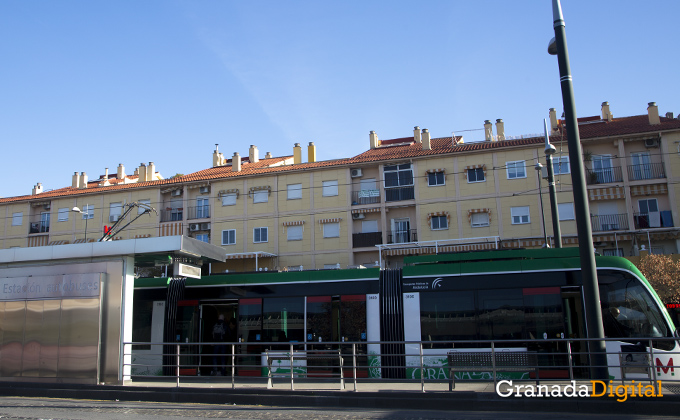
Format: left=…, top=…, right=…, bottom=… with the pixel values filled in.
left=634, top=254, right=680, bottom=305
left=169, top=173, right=184, bottom=179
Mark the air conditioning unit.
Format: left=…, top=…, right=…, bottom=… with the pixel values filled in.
left=644, top=138, right=659, bottom=148
left=109, top=215, right=120, bottom=222
left=200, top=223, right=211, bottom=230
left=171, top=190, right=182, bottom=197
left=199, top=186, right=210, bottom=194
left=352, top=213, right=365, bottom=220
left=189, top=223, right=200, bottom=232
left=350, top=168, right=362, bottom=178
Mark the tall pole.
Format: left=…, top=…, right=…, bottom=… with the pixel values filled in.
left=535, top=163, right=549, bottom=247
left=544, top=120, right=562, bottom=248
left=550, top=0, right=608, bottom=379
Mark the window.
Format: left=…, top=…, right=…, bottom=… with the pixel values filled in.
left=287, top=183, right=302, bottom=200
left=430, top=216, right=448, bottom=230
left=471, top=212, right=489, bottom=227
left=83, top=205, right=94, bottom=219
left=12, top=212, right=22, bottom=226
left=506, top=161, right=526, bottom=179
left=196, top=198, right=210, bottom=218
left=467, top=168, right=485, bottom=183
left=196, top=234, right=209, bottom=243
left=221, top=229, right=236, bottom=245
left=253, top=190, right=268, bottom=203
left=384, top=163, right=414, bottom=187
left=592, top=155, right=613, bottom=183
left=322, top=180, right=338, bottom=197
left=221, top=193, right=237, bottom=206
left=427, top=172, right=445, bottom=186
left=323, top=222, right=340, bottom=238
left=253, top=227, right=268, bottom=243
left=57, top=208, right=69, bottom=222
left=631, top=152, right=652, bottom=180
left=603, top=248, right=624, bottom=257
left=511, top=206, right=530, bottom=224
left=138, top=199, right=151, bottom=214
left=639, top=198, right=659, bottom=214
left=362, top=220, right=378, bottom=233
left=109, top=202, right=122, bottom=221
left=558, top=203, right=575, bottom=221
left=553, top=156, right=570, bottom=175
left=287, top=225, right=303, bottom=241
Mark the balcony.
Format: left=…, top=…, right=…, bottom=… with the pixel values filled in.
left=352, top=190, right=381, bottom=205
left=634, top=211, right=674, bottom=229
left=187, top=205, right=210, bottom=220
left=160, top=209, right=183, bottom=222
left=627, top=163, right=665, bottom=181
left=28, top=221, right=49, bottom=234
left=352, top=231, right=383, bottom=248
left=585, top=167, right=623, bottom=185
left=385, top=186, right=415, bottom=202
left=388, top=229, right=417, bottom=244
left=590, top=214, right=628, bottom=231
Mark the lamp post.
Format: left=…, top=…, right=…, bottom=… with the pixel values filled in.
left=534, top=163, right=549, bottom=247
left=549, top=0, right=608, bottom=379
left=72, top=205, right=89, bottom=242
left=544, top=119, right=562, bottom=248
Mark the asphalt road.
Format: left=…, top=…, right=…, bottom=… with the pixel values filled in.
left=0, top=397, right=676, bottom=420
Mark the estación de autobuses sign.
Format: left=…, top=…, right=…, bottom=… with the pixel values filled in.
left=0, top=273, right=102, bottom=300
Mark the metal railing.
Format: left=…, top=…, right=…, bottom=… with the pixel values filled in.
left=351, top=190, right=381, bottom=205
left=585, top=167, right=623, bottom=184
left=124, top=337, right=680, bottom=392
left=160, top=209, right=183, bottom=222
left=187, top=205, right=211, bottom=220
left=352, top=231, right=382, bottom=248
left=387, top=229, right=417, bottom=244
left=29, top=221, right=49, bottom=234
left=590, top=213, right=628, bottom=231
left=384, top=186, right=414, bottom=202
left=634, top=212, right=673, bottom=229
left=627, top=163, right=665, bottom=180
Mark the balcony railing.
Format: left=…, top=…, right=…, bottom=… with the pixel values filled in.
left=634, top=211, right=674, bottom=229
left=187, top=205, right=210, bottom=220
left=385, top=186, right=414, bottom=202
left=388, top=229, right=417, bottom=244
left=160, top=209, right=183, bottom=223
left=627, top=163, right=665, bottom=181
left=29, top=221, right=49, bottom=234
left=351, top=190, right=381, bottom=205
left=590, top=214, right=628, bottom=231
left=352, top=231, right=383, bottom=248
left=585, top=167, right=623, bottom=185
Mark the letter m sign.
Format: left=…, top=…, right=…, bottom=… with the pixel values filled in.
left=656, top=358, right=675, bottom=375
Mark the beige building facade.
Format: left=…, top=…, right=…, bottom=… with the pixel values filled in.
left=3, top=102, right=680, bottom=271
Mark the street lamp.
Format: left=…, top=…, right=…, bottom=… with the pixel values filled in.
left=549, top=0, right=608, bottom=379
left=544, top=119, right=562, bottom=248
left=534, top=163, right=549, bottom=247
left=72, top=205, right=89, bottom=242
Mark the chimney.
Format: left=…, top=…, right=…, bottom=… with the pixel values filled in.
left=414, top=126, right=421, bottom=143
left=99, top=168, right=110, bottom=186
left=495, top=119, right=505, bottom=141
left=421, top=128, right=431, bottom=150
left=601, top=101, right=612, bottom=121
left=147, top=162, right=155, bottom=181
left=293, top=143, right=302, bottom=164
left=72, top=172, right=81, bottom=188
left=232, top=152, right=241, bottom=172
left=138, top=163, right=147, bottom=182
left=369, top=131, right=379, bottom=149
left=249, top=145, right=259, bottom=163
left=666, top=112, right=674, bottom=119
left=484, top=120, right=493, bottom=141
left=265, top=152, right=272, bottom=159
left=79, top=172, right=88, bottom=189
left=549, top=108, right=559, bottom=133
left=648, top=102, right=660, bottom=125
left=32, top=183, right=43, bottom=195
left=117, top=163, right=125, bottom=180
left=213, top=144, right=224, bottom=167
left=308, top=142, right=316, bottom=163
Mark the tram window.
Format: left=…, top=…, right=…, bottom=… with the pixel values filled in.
left=420, top=291, right=476, bottom=348
left=132, top=299, right=153, bottom=350
left=523, top=288, right=563, bottom=341
left=599, top=271, right=672, bottom=350
left=478, top=289, right=524, bottom=341
left=263, top=297, right=304, bottom=346
left=340, top=295, right=366, bottom=342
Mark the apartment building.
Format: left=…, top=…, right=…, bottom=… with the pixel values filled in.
left=2, top=102, right=679, bottom=271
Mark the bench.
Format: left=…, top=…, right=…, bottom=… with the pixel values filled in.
left=447, top=351, right=538, bottom=391
left=266, top=349, right=344, bottom=390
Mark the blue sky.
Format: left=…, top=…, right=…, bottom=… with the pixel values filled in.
left=1, top=1, right=677, bottom=198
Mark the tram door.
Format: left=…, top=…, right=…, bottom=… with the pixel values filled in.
left=561, top=286, right=588, bottom=376
left=199, top=302, right=238, bottom=376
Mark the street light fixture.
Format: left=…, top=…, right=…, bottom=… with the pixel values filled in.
left=72, top=205, right=89, bottom=242
left=549, top=0, right=608, bottom=379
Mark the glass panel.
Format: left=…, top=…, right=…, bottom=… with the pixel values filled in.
left=478, top=289, right=524, bottom=341
left=306, top=297, right=332, bottom=343
left=237, top=299, right=262, bottom=370
left=420, top=291, right=476, bottom=348
left=263, top=297, right=304, bottom=349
